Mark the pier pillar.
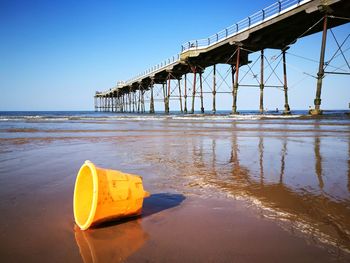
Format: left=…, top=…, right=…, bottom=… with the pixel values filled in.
left=162, top=83, right=167, bottom=113
left=126, top=94, right=128, bottom=113
left=127, top=87, right=131, bottom=113
left=282, top=48, right=291, bottom=114
left=131, top=92, right=134, bottom=113
left=119, top=97, right=122, bottom=112
left=232, top=45, right=241, bottom=114
left=150, top=81, right=155, bottom=114
left=259, top=49, right=265, bottom=114
left=94, top=96, right=97, bottom=112
left=178, top=79, right=183, bottom=113
left=111, top=95, right=114, bottom=112
left=110, top=96, right=113, bottom=112
left=191, top=66, right=197, bottom=114
left=230, top=64, right=236, bottom=114
left=212, top=64, right=216, bottom=114
left=121, top=95, right=124, bottom=112
left=141, top=89, right=145, bottom=113
left=184, top=74, right=188, bottom=113
left=200, top=71, right=204, bottom=113
left=310, top=14, right=328, bottom=115
left=107, top=96, right=110, bottom=112
left=166, top=75, right=171, bottom=114
left=137, top=89, right=141, bottom=113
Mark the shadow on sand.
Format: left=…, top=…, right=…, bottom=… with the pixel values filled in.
left=142, top=193, right=186, bottom=217
left=89, top=192, right=186, bottom=229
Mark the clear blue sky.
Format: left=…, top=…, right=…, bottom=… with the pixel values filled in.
left=0, top=0, right=349, bottom=111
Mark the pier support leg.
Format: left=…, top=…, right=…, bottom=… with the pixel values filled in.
left=141, top=89, right=145, bottom=113
left=230, top=64, right=236, bottom=114
left=232, top=46, right=240, bottom=114
left=212, top=65, right=216, bottom=114
left=184, top=74, right=188, bottom=113
left=111, top=96, right=113, bottom=112
left=259, top=49, right=265, bottom=114
left=191, top=67, right=197, bottom=114
left=121, top=95, right=124, bottom=112
left=120, top=96, right=122, bottom=112
left=137, top=89, right=141, bottom=113
left=114, top=95, right=117, bottom=112
left=132, top=92, right=134, bottom=113
left=310, top=15, right=328, bottom=115
left=125, top=94, right=128, bottom=113
left=282, top=48, right=291, bottom=114
left=127, top=88, right=130, bottom=113
left=178, top=79, right=183, bottom=113
left=166, top=75, right=171, bottom=114
left=150, top=82, right=155, bottom=114
left=200, top=71, right=204, bottom=113
left=111, top=95, right=114, bottom=112
left=116, top=97, right=119, bottom=112
left=162, top=83, right=167, bottom=113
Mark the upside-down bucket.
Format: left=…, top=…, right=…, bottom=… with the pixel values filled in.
left=73, top=161, right=150, bottom=230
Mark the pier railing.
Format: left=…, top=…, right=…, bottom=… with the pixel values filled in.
left=125, top=54, right=180, bottom=85
left=181, top=0, right=309, bottom=51
left=121, top=0, right=310, bottom=88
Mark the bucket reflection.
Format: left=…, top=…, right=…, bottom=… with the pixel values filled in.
left=75, top=219, right=148, bottom=263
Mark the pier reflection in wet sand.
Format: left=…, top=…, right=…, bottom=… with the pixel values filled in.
left=182, top=122, right=350, bottom=252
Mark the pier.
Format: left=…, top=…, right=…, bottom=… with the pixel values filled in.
left=94, top=0, right=350, bottom=115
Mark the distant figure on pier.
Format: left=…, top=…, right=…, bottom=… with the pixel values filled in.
left=276, top=108, right=279, bottom=113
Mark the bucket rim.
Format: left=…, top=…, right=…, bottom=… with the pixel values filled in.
left=73, top=160, right=99, bottom=230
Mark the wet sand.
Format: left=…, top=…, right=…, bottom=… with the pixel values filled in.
left=0, top=114, right=350, bottom=262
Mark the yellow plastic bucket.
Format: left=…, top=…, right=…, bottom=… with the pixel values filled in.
left=73, top=160, right=150, bottom=230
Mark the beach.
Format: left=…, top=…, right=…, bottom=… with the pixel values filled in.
left=0, top=111, right=350, bottom=262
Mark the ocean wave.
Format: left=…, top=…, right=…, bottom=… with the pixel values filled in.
left=0, top=112, right=347, bottom=122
